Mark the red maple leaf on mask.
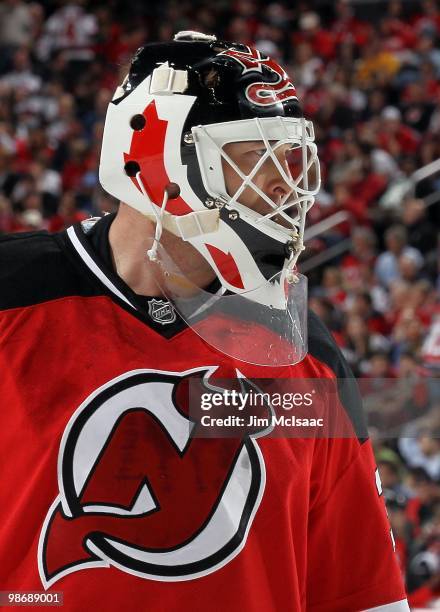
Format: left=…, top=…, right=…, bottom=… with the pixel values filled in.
left=206, top=244, right=244, bottom=289
left=124, top=101, right=192, bottom=216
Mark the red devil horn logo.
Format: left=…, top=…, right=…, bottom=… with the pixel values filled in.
left=219, top=46, right=298, bottom=107
left=39, top=368, right=269, bottom=586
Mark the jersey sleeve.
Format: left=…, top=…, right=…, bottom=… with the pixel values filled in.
left=305, top=311, right=408, bottom=611
left=306, top=438, right=408, bottom=612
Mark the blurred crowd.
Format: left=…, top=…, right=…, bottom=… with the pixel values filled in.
left=0, top=0, right=439, bottom=606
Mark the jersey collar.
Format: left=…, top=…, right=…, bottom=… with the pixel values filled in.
left=63, top=219, right=188, bottom=339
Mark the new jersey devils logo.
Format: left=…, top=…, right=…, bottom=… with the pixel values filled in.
left=38, top=367, right=269, bottom=587
left=219, top=46, right=298, bottom=107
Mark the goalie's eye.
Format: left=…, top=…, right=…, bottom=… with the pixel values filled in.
left=241, top=143, right=266, bottom=160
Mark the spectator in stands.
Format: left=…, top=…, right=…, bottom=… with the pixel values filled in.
left=355, top=34, right=401, bottom=88
left=399, top=433, right=440, bottom=483
left=411, top=0, right=440, bottom=37
left=377, top=106, right=420, bottom=157
left=378, top=458, right=411, bottom=499
left=308, top=295, right=343, bottom=340
left=320, top=266, right=346, bottom=306
left=392, top=305, right=426, bottom=363
left=401, top=81, right=436, bottom=134
left=401, top=197, right=438, bottom=255
left=291, top=42, right=323, bottom=91
left=341, top=313, right=390, bottom=375
left=0, top=47, right=41, bottom=95
left=340, top=228, right=379, bottom=299
left=0, top=0, right=34, bottom=51
left=365, top=350, right=394, bottom=378
left=48, top=190, right=87, bottom=232
left=378, top=156, right=417, bottom=215
left=398, top=249, right=425, bottom=284
left=421, top=317, right=440, bottom=375
left=36, top=1, right=97, bottom=68
left=375, top=225, right=423, bottom=288
left=293, top=11, right=336, bottom=62
left=346, top=291, right=390, bottom=336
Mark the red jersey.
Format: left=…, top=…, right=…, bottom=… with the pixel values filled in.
left=0, top=218, right=408, bottom=611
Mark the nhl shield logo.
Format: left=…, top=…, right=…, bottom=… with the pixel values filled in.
left=148, top=299, right=176, bottom=325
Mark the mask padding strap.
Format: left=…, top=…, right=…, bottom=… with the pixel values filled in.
left=134, top=171, right=169, bottom=261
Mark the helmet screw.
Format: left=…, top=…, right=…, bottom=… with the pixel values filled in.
left=228, top=210, right=239, bottom=221
left=204, top=197, right=215, bottom=208
left=183, top=132, right=194, bottom=145
left=214, top=199, right=225, bottom=209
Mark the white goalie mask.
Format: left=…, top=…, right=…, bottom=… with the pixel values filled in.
left=99, top=32, right=320, bottom=366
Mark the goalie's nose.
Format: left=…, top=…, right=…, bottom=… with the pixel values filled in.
left=262, top=148, right=293, bottom=204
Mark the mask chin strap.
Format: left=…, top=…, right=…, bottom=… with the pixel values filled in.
left=134, top=171, right=169, bottom=261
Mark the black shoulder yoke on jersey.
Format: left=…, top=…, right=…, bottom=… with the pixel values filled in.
left=0, top=224, right=188, bottom=338
left=0, top=230, right=100, bottom=311
left=308, top=309, right=368, bottom=441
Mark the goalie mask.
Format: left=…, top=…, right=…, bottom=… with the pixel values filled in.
left=99, top=31, right=320, bottom=366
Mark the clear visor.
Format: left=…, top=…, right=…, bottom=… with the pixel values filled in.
left=150, top=242, right=308, bottom=367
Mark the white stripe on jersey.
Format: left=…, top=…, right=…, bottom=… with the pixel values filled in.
left=364, top=599, right=410, bottom=611
left=67, top=225, right=137, bottom=310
